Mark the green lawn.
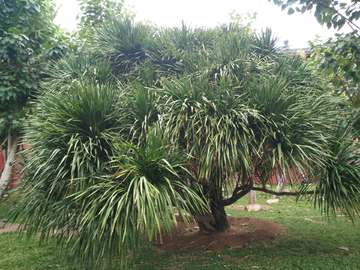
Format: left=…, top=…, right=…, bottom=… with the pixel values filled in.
left=1, top=187, right=359, bottom=269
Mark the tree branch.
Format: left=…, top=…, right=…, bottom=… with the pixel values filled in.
left=220, top=169, right=255, bottom=207
left=335, top=72, right=356, bottom=108
left=314, top=1, right=360, bottom=33
left=252, top=186, right=314, bottom=196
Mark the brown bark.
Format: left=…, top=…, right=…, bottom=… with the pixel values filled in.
left=0, top=133, right=20, bottom=200
left=220, top=166, right=255, bottom=207
left=195, top=214, right=216, bottom=231
left=248, top=182, right=256, bottom=204
left=273, top=171, right=285, bottom=199
left=252, top=187, right=314, bottom=196
left=208, top=168, right=256, bottom=232
left=209, top=202, right=230, bottom=232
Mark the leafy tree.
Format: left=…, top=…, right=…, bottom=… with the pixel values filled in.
left=0, top=0, right=71, bottom=199
left=7, top=16, right=360, bottom=268
left=268, top=0, right=360, bottom=131
left=77, top=0, right=124, bottom=28
left=76, top=0, right=124, bottom=42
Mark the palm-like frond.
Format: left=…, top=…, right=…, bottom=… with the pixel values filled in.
left=252, top=28, right=280, bottom=56
left=94, top=16, right=152, bottom=74
left=58, top=125, right=207, bottom=267
left=311, top=125, right=360, bottom=219
left=244, top=65, right=339, bottom=188
left=7, top=80, right=124, bottom=264
left=8, top=76, right=206, bottom=268
left=43, top=52, right=114, bottom=91
left=158, top=75, right=260, bottom=204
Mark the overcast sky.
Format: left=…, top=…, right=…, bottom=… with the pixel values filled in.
left=54, top=0, right=350, bottom=49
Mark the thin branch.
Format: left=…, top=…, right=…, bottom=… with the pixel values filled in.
left=335, top=72, right=356, bottom=108
left=221, top=170, right=254, bottom=207
left=252, top=186, right=314, bottom=196
left=1, top=137, right=8, bottom=148
left=314, top=1, right=360, bottom=33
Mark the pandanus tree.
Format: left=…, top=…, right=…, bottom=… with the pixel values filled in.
left=7, top=17, right=360, bottom=268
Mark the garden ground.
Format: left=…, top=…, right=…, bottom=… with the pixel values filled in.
left=1, top=186, right=359, bottom=269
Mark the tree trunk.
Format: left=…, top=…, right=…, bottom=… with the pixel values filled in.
left=197, top=186, right=230, bottom=232
left=248, top=183, right=257, bottom=204
left=0, top=133, right=20, bottom=200
left=273, top=171, right=285, bottom=199
left=210, top=201, right=230, bottom=232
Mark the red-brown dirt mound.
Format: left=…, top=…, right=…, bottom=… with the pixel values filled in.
left=1, top=218, right=287, bottom=255
left=155, top=217, right=287, bottom=253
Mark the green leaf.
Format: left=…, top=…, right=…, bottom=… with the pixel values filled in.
left=8, top=27, right=22, bottom=34
left=325, top=52, right=333, bottom=60
left=288, top=7, right=295, bottom=15
left=287, top=0, right=297, bottom=6
left=33, top=5, right=40, bottom=12
left=337, top=18, right=346, bottom=29
left=328, top=58, right=338, bottom=68
left=2, top=37, right=10, bottom=44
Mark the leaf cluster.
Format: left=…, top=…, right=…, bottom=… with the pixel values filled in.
left=270, top=0, right=360, bottom=30
left=269, top=0, right=360, bottom=133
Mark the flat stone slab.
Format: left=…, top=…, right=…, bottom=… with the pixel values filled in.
left=266, top=199, right=279, bottom=204
left=246, top=204, right=262, bottom=212
left=231, top=205, right=274, bottom=211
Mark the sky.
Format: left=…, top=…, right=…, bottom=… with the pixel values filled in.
left=53, top=0, right=350, bottom=49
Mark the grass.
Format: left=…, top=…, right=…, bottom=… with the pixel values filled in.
left=1, top=185, right=359, bottom=269
left=0, top=190, right=19, bottom=220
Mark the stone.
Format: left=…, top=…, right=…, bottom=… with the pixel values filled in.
left=231, top=205, right=246, bottom=211
left=266, top=199, right=279, bottom=204
left=245, top=204, right=262, bottom=212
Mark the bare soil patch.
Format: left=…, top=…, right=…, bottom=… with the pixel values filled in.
left=155, top=217, right=287, bottom=253
left=0, top=222, right=22, bottom=234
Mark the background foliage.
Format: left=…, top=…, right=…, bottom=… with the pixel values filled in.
left=269, top=0, right=360, bottom=131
